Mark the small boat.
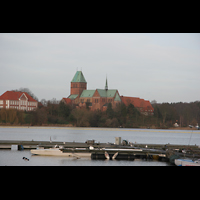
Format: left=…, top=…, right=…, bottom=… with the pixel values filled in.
left=175, top=159, right=200, bottom=166
left=112, top=152, right=118, bottom=160
left=31, top=146, right=70, bottom=156
left=31, top=146, right=90, bottom=157
left=105, top=151, right=110, bottom=159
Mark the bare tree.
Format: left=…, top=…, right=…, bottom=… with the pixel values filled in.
left=14, top=88, right=38, bottom=101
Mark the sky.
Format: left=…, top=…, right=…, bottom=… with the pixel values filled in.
left=0, top=33, right=200, bottom=103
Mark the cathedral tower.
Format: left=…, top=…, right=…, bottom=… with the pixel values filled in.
left=70, top=71, right=87, bottom=96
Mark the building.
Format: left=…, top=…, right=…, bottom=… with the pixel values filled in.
left=120, top=96, right=154, bottom=116
left=61, top=98, right=72, bottom=105
left=0, top=91, right=38, bottom=111
left=64, top=71, right=121, bottom=111
left=62, top=70, right=154, bottom=115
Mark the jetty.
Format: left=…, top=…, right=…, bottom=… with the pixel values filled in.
left=0, top=138, right=200, bottom=164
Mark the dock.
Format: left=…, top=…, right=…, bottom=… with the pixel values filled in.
left=0, top=140, right=115, bottom=149
left=0, top=139, right=200, bottom=164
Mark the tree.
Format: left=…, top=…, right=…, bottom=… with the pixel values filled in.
left=14, top=88, right=38, bottom=101
left=106, top=103, right=114, bottom=119
left=72, top=108, right=90, bottom=127
left=40, top=99, right=47, bottom=107
left=127, top=103, right=140, bottom=118
left=8, top=109, right=17, bottom=124
left=58, top=101, right=71, bottom=119
left=151, top=100, right=157, bottom=105
left=36, top=107, right=48, bottom=125
left=88, top=110, right=102, bottom=127
left=47, top=100, right=58, bottom=116
left=153, top=105, right=162, bottom=119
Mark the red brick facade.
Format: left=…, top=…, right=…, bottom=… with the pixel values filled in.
left=70, top=82, right=87, bottom=96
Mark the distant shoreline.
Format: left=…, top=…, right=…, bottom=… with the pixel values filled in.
left=0, top=124, right=199, bottom=131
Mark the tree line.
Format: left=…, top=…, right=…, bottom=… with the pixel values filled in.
left=0, top=99, right=200, bottom=128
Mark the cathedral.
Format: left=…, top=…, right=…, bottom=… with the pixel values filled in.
left=62, top=71, right=154, bottom=115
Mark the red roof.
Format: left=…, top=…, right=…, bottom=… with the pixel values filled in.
left=120, top=96, right=154, bottom=112
left=62, top=98, right=72, bottom=104
left=0, top=91, right=37, bottom=102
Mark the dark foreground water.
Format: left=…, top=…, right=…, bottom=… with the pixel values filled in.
left=0, top=126, right=200, bottom=166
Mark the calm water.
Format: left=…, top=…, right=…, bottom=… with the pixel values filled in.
left=0, top=126, right=200, bottom=166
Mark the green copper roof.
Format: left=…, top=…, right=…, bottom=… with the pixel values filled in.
left=96, top=89, right=121, bottom=101
left=71, top=71, right=87, bottom=83
left=96, top=89, right=117, bottom=98
left=68, top=94, right=78, bottom=100
left=80, top=90, right=95, bottom=98
left=114, top=92, right=121, bottom=101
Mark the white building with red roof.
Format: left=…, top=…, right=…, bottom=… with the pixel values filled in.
left=0, top=91, right=38, bottom=111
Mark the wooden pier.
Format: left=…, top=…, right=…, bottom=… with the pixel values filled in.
left=0, top=139, right=200, bottom=163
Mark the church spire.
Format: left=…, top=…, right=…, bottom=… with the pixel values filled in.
left=105, top=76, right=108, bottom=91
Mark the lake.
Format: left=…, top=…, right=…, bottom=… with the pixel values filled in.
left=0, top=126, right=200, bottom=166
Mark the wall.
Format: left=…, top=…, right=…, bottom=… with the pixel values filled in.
left=70, top=82, right=87, bottom=95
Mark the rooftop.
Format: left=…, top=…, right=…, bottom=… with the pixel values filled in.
left=96, top=89, right=118, bottom=98
left=80, top=90, right=95, bottom=98
left=71, top=71, right=87, bottom=83
left=0, top=91, right=37, bottom=102
left=68, top=94, right=78, bottom=100
left=62, top=98, right=72, bottom=104
left=120, top=96, right=154, bottom=111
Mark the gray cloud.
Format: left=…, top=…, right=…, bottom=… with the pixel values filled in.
left=0, top=33, right=200, bottom=103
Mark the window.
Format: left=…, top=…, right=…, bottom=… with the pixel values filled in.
left=0, top=100, right=3, bottom=104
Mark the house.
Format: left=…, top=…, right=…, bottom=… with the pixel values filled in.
left=0, top=91, right=38, bottom=111
left=62, top=70, right=154, bottom=115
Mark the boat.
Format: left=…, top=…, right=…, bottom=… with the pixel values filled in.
left=105, top=151, right=110, bottom=159
left=112, top=152, right=118, bottom=160
left=175, top=158, right=200, bottom=166
left=31, top=146, right=71, bottom=156
left=30, top=146, right=91, bottom=158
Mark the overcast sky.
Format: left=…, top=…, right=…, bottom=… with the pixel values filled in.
left=0, top=33, right=199, bottom=103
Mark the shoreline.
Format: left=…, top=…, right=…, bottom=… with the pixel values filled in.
left=0, top=124, right=199, bottom=131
